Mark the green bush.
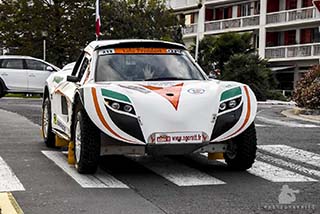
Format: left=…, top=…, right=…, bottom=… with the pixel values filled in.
left=293, top=65, right=320, bottom=109
left=266, top=90, right=287, bottom=101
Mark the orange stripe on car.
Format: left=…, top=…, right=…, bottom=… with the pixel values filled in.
left=91, top=88, right=132, bottom=142
left=223, top=86, right=251, bottom=140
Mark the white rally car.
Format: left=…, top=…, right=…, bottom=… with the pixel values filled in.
left=41, top=40, right=257, bottom=174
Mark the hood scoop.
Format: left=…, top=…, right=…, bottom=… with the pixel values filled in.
left=142, top=83, right=184, bottom=110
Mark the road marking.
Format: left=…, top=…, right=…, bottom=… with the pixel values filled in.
left=201, top=153, right=316, bottom=182
left=133, top=156, right=225, bottom=186
left=256, top=116, right=320, bottom=128
left=248, top=160, right=316, bottom=182
left=0, top=192, right=24, bottom=214
left=255, top=124, right=272, bottom=127
left=42, top=151, right=128, bottom=188
left=0, top=156, right=25, bottom=192
left=257, top=152, right=320, bottom=179
left=258, top=145, right=320, bottom=168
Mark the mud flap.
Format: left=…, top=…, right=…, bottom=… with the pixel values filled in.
left=55, top=135, right=69, bottom=147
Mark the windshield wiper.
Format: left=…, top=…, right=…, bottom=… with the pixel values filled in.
left=144, top=77, right=192, bottom=81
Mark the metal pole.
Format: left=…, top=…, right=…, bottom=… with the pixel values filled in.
left=195, top=27, right=200, bottom=62
left=43, top=39, right=46, bottom=61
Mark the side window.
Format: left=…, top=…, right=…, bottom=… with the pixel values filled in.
left=25, top=59, right=47, bottom=71
left=77, top=57, right=89, bottom=81
left=1, top=59, right=23, bottom=69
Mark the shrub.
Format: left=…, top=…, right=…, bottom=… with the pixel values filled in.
left=293, top=65, right=320, bottom=109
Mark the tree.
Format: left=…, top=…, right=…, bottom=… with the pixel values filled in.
left=222, top=53, right=278, bottom=101
left=293, top=65, right=320, bottom=109
left=0, top=0, right=95, bottom=67
left=191, top=32, right=252, bottom=73
left=100, top=0, right=182, bottom=42
left=0, top=0, right=182, bottom=67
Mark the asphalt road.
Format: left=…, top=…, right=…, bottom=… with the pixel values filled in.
left=0, top=98, right=319, bottom=214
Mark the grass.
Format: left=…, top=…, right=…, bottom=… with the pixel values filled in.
left=5, top=93, right=42, bottom=98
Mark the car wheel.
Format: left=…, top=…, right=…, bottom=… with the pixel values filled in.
left=0, top=83, right=5, bottom=98
left=224, top=122, right=257, bottom=170
left=74, top=104, right=100, bottom=174
left=42, top=96, right=56, bottom=147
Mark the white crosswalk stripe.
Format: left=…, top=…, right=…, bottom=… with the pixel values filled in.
left=258, top=145, right=320, bottom=168
left=42, top=151, right=128, bottom=188
left=257, top=152, right=320, bottom=179
left=130, top=156, right=225, bottom=186
left=248, top=161, right=317, bottom=182
left=0, top=156, right=25, bottom=192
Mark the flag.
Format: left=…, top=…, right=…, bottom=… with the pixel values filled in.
left=95, top=0, right=101, bottom=38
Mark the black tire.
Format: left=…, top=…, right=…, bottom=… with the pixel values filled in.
left=0, top=82, right=5, bottom=98
left=73, top=104, right=101, bottom=174
left=41, top=96, right=56, bottom=147
left=224, top=122, right=257, bottom=170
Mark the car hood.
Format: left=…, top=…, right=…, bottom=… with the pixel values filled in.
left=82, top=80, right=252, bottom=144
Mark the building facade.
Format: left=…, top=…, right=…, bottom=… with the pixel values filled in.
left=167, top=0, right=320, bottom=92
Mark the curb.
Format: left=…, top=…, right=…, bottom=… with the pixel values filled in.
left=0, top=192, right=24, bottom=214
left=258, top=100, right=296, bottom=106
left=281, top=109, right=320, bottom=124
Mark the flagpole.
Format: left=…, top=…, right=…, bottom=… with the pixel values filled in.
left=95, top=0, right=101, bottom=41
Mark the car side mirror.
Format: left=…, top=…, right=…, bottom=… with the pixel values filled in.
left=46, top=66, right=54, bottom=71
left=67, top=75, right=79, bottom=83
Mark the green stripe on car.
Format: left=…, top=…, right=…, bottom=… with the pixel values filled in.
left=220, top=87, right=242, bottom=101
left=101, top=89, right=131, bottom=103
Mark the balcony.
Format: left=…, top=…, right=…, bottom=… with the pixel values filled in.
left=266, top=6, right=316, bottom=25
left=166, top=0, right=198, bottom=10
left=183, top=23, right=197, bottom=35
left=265, top=43, right=320, bottom=60
left=204, top=15, right=260, bottom=33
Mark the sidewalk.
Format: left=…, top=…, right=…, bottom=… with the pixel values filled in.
left=258, top=100, right=320, bottom=123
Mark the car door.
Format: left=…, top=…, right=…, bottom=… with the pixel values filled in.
left=25, top=59, right=56, bottom=93
left=51, top=53, right=89, bottom=137
left=0, top=58, right=28, bottom=92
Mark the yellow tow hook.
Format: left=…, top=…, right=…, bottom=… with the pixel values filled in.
left=208, top=152, right=224, bottom=160
left=68, top=141, right=75, bottom=165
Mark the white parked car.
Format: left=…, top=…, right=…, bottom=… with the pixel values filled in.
left=42, top=40, right=258, bottom=174
left=0, top=55, right=60, bottom=97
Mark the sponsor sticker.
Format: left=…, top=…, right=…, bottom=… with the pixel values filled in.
left=154, top=132, right=204, bottom=144
left=187, top=88, right=205, bottom=95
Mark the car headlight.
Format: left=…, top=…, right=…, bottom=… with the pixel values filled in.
left=218, top=97, right=241, bottom=113
left=219, top=103, right=227, bottom=111
left=105, top=99, right=136, bottom=115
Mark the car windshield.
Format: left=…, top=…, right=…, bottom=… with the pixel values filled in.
left=95, top=49, right=205, bottom=81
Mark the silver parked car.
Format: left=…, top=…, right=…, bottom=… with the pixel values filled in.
left=0, top=55, right=60, bottom=97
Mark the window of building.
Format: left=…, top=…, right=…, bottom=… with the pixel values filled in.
left=237, top=3, right=251, bottom=17
left=302, top=0, right=313, bottom=7
left=267, top=0, right=279, bottom=13
left=223, top=6, right=232, bottom=19
left=214, top=8, right=223, bottom=20
left=300, top=28, right=313, bottom=44
left=205, top=8, right=214, bottom=21
left=266, top=32, right=281, bottom=47
left=286, top=0, right=297, bottom=10
left=284, top=30, right=296, bottom=45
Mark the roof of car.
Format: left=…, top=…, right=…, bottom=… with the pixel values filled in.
left=0, top=55, right=40, bottom=60
left=84, top=39, right=186, bottom=54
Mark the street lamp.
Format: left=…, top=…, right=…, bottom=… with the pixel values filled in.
left=195, top=1, right=203, bottom=62
left=42, top=31, right=48, bottom=61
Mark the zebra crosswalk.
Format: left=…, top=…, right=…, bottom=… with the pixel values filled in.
left=1, top=144, right=320, bottom=192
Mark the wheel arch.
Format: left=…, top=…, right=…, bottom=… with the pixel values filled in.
left=70, top=90, right=85, bottom=141
left=0, top=77, right=8, bottom=91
